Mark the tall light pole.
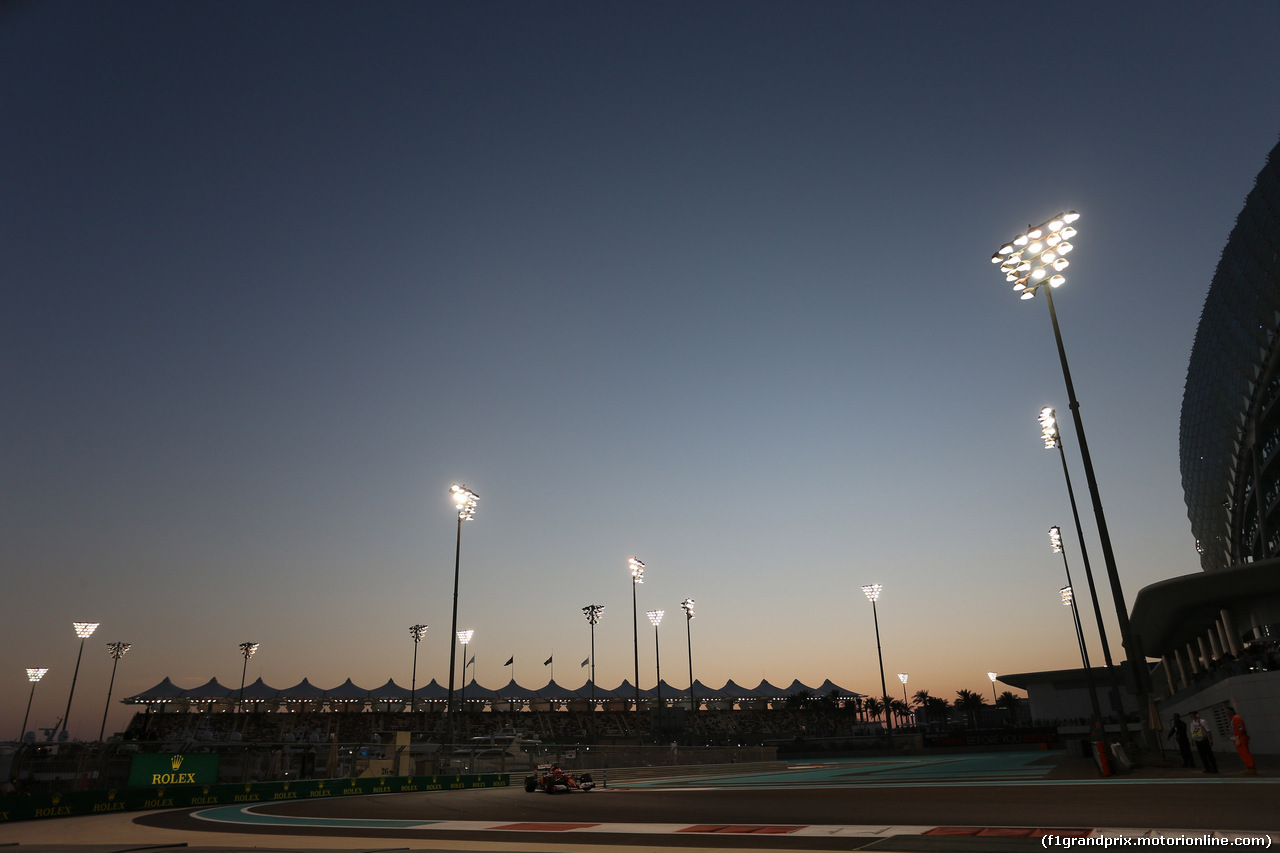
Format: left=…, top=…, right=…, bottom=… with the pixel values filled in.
left=1052, top=526, right=1106, bottom=733
left=582, top=605, right=604, bottom=705
left=457, top=629, right=475, bottom=709
left=60, top=622, right=99, bottom=739
left=861, top=585, right=892, bottom=743
left=446, top=483, right=478, bottom=751
left=987, top=671, right=999, bottom=706
left=1039, top=406, right=1131, bottom=730
left=898, top=672, right=909, bottom=706
left=409, top=624, right=428, bottom=711
left=20, top=668, right=49, bottom=742
left=99, top=642, right=131, bottom=741
left=238, top=642, right=259, bottom=711
left=993, top=212, right=1151, bottom=745
left=646, top=610, right=664, bottom=704
left=629, top=557, right=644, bottom=714
left=681, top=598, right=696, bottom=712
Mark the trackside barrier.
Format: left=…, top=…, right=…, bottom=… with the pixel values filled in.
left=0, top=772, right=509, bottom=824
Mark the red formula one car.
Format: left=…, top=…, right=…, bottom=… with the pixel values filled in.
left=524, top=764, right=595, bottom=793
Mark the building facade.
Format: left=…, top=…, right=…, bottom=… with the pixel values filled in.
left=1181, top=138, right=1280, bottom=573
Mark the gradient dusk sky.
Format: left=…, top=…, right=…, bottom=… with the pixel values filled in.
left=4, top=1, right=1280, bottom=739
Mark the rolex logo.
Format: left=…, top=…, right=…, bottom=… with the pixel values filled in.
left=51, top=793, right=62, bottom=805
left=171, top=754, right=184, bottom=770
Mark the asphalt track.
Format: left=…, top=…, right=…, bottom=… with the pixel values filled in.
left=3, top=751, right=1277, bottom=852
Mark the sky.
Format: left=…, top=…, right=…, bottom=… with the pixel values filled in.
left=4, top=1, right=1280, bottom=740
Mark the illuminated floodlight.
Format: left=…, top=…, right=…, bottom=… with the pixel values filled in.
left=681, top=598, right=695, bottom=620
left=73, top=622, right=99, bottom=639
left=861, top=583, right=882, bottom=603
left=27, top=668, right=49, bottom=683
left=583, top=604, right=605, bottom=624
left=647, top=609, right=664, bottom=628
left=898, top=672, right=908, bottom=685
left=1049, top=526, right=1063, bottom=553
left=1061, top=586, right=1073, bottom=606
left=457, top=629, right=474, bottom=645
left=239, top=642, right=259, bottom=659
left=1039, top=407, right=1059, bottom=448
left=409, top=624, right=428, bottom=643
left=991, top=211, right=1079, bottom=300
left=107, top=642, right=131, bottom=660
left=450, top=484, right=479, bottom=520
left=629, top=556, right=645, bottom=583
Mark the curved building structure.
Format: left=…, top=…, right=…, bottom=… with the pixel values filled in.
left=1181, top=139, right=1280, bottom=571
left=1102, top=138, right=1280, bottom=760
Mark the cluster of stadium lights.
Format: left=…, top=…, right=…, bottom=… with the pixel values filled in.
left=450, top=483, right=478, bottom=520
left=1049, top=526, right=1063, bottom=554
left=1039, top=407, right=1060, bottom=449
left=990, top=211, right=1079, bottom=300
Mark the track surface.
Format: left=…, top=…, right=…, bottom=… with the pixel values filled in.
left=4, top=752, right=1276, bottom=851
left=122, top=752, right=1280, bottom=849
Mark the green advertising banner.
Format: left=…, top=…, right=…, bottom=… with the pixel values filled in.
left=127, top=753, right=221, bottom=787
left=0, top=773, right=508, bottom=824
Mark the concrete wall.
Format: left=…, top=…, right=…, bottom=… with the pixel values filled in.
left=1157, top=671, right=1279, bottom=756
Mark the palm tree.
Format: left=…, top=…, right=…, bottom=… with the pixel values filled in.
left=863, top=696, right=884, bottom=727
left=996, top=690, right=1021, bottom=721
left=954, top=689, right=986, bottom=728
left=923, top=695, right=950, bottom=727
left=889, top=698, right=910, bottom=728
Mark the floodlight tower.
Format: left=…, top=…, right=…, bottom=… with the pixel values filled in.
left=992, top=212, right=1151, bottom=744
left=409, top=624, right=428, bottom=710
left=1052, top=526, right=1106, bottom=731
left=1039, top=406, right=1130, bottom=729
left=647, top=610, right=664, bottom=703
left=681, top=598, right=696, bottom=712
left=582, top=605, right=604, bottom=704
left=99, top=642, right=132, bottom=741
left=20, top=668, right=49, bottom=742
left=445, top=483, right=478, bottom=751
left=629, top=557, right=644, bottom=713
left=860, top=585, right=892, bottom=743
left=237, top=642, right=259, bottom=711
left=60, top=622, right=99, bottom=739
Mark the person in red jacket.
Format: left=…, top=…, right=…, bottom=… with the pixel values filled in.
left=1226, top=706, right=1257, bottom=774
